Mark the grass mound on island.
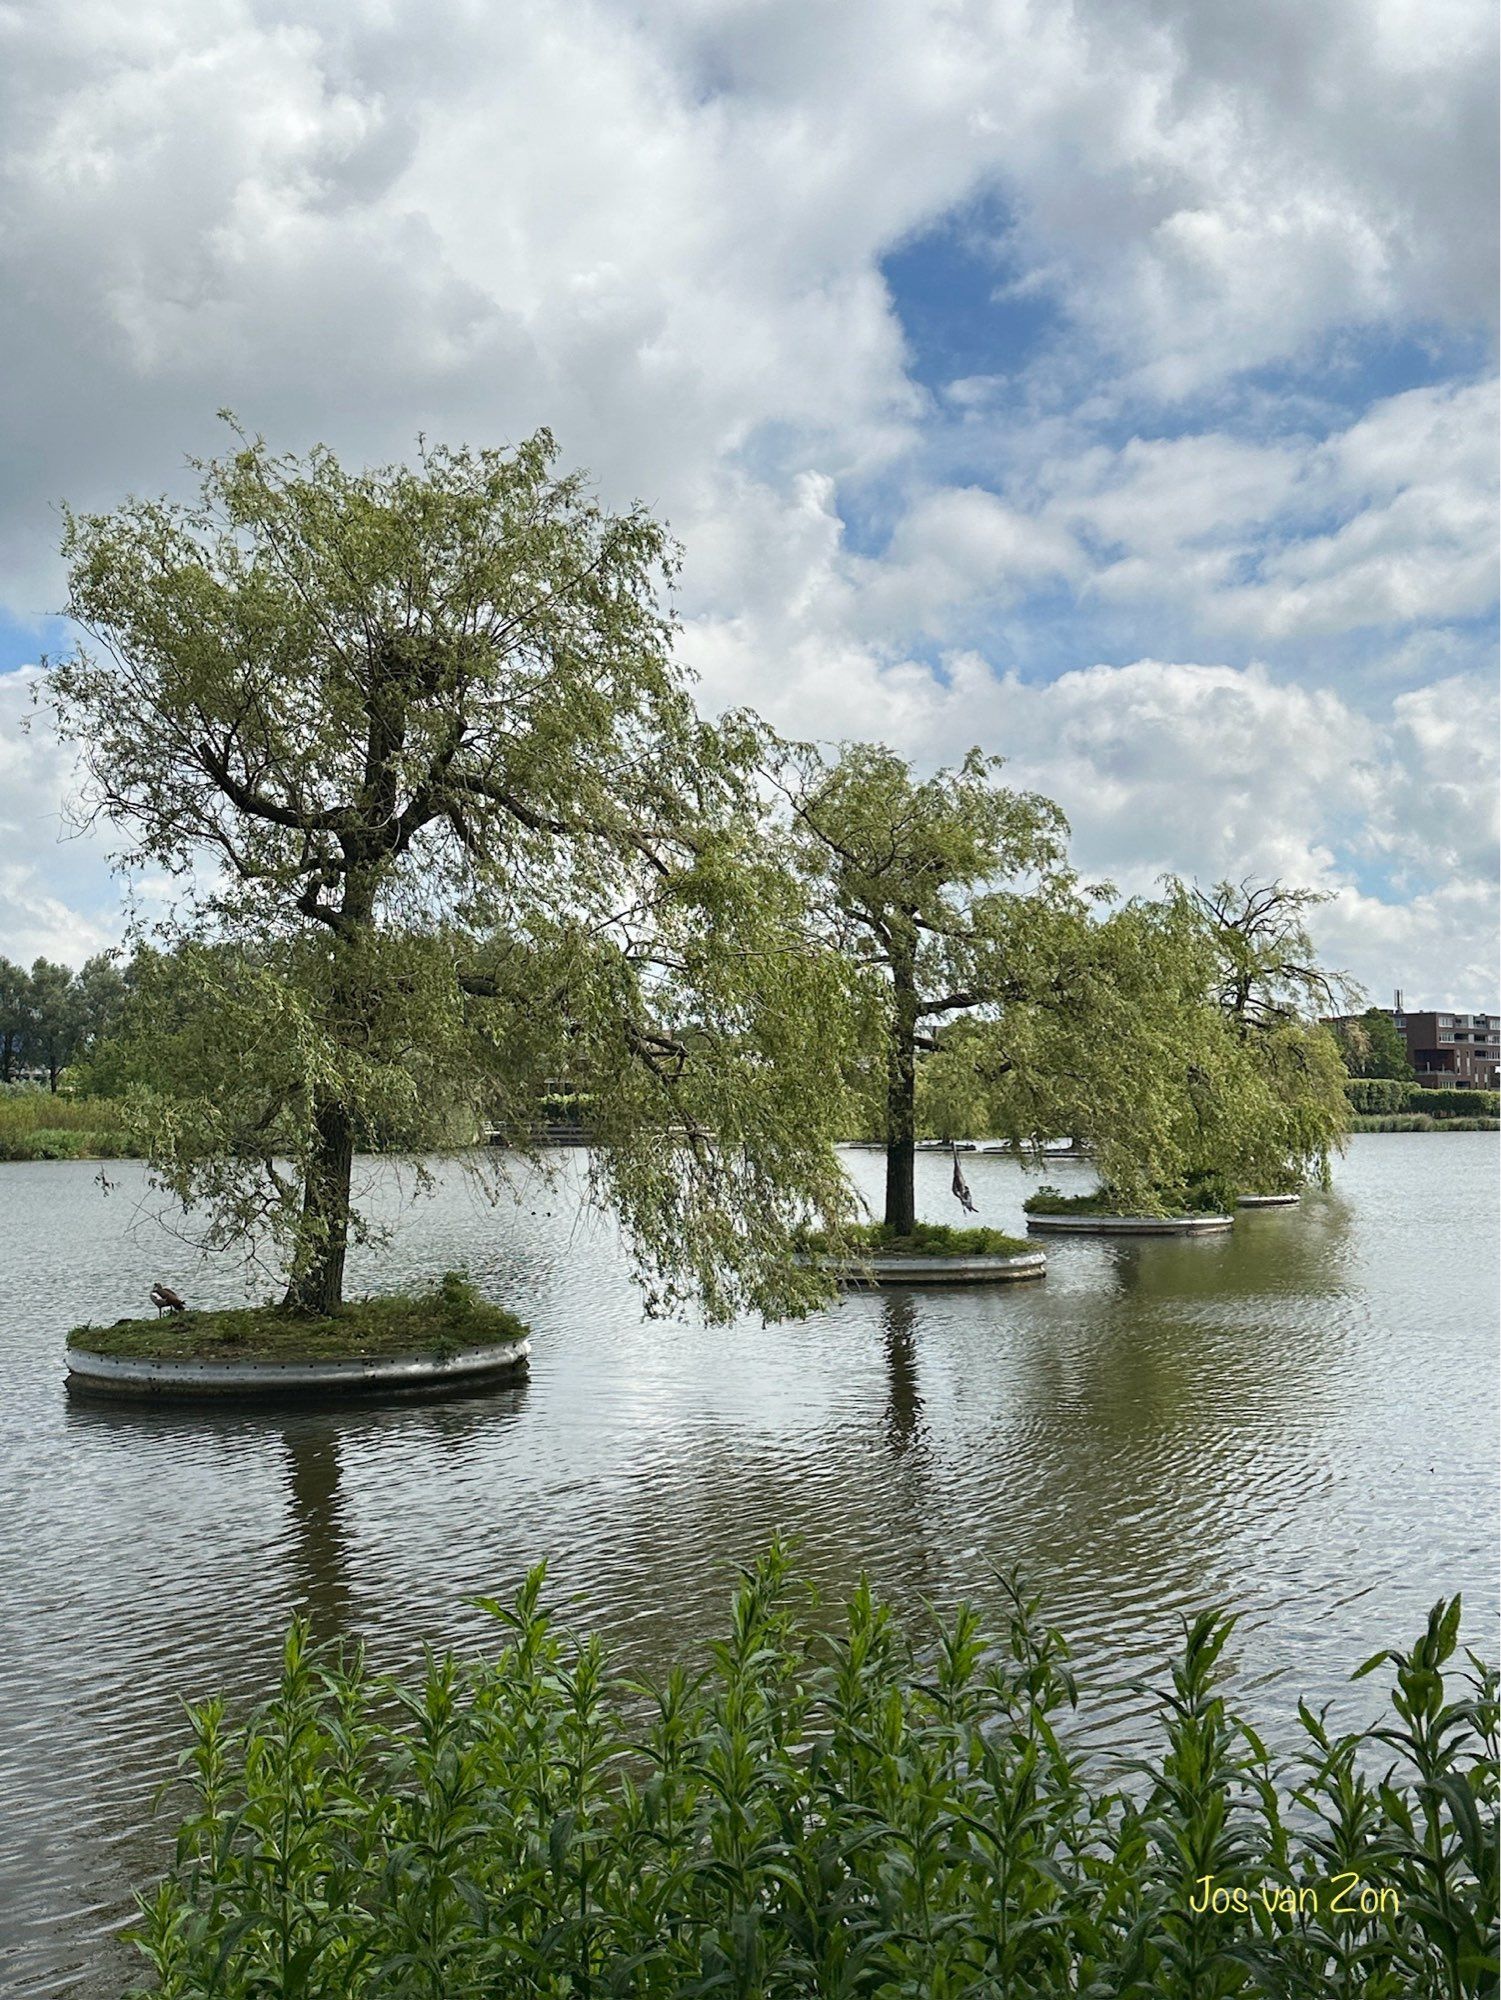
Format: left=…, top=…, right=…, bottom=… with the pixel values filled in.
left=800, top=1218, right=1032, bottom=1258
left=124, top=1548, right=1496, bottom=2000
left=1023, top=1180, right=1230, bottom=1219
left=68, top=1272, right=528, bottom=1364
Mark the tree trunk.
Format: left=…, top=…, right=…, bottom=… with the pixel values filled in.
left=284, top=868, right=376, bottom=1317
left=883, top=952, right=918, bottom=1237
left=283, top=1098, right=355, bottom=1315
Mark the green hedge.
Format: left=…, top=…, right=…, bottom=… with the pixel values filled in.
left=127, top=1551, right=1498, bottom=1999
left=1347, top=1115, right=1500, bottom=1133
left=1415, top=1087, right=1500, bottom=1118
left=1344, top=1080, right=1498, bottom=1118
left=1344, top=1079, right=1408, bottom=1113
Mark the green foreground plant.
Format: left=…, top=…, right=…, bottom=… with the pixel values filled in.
left=129, top=1549, right=1496, bottom=1999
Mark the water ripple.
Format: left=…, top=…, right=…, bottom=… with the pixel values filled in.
left=0, top=1137, right=1495, bottom=1994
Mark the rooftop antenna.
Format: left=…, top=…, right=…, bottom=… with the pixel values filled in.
left=1394, top=988, right=1403, bottom=1012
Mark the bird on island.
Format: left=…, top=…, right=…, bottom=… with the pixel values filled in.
left=150, top=1283, right=187, bottom=1316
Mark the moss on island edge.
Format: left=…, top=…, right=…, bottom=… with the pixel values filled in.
left=68, top=1273, right=529, bottom=1365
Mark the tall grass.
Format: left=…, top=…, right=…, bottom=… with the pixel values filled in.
left=0, top=1089, right=131, bottom=1159
left=129, top=1548, right=1496, bottom=1998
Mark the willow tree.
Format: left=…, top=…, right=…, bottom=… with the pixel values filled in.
left=1177, top=878, right=1352, bottom=1192
left=46, top=425, right=857, bottom=1320
left=772, top=741, right=1084, bottom=1235
left=919, top=876, right=1353, bottom=1212
left=777, top=744, right=1342, bottom=1224
left=913, top=888, right=1260, bottom=1212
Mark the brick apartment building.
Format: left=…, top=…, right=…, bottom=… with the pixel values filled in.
left=1327, top=994, right=1501, bottom=1090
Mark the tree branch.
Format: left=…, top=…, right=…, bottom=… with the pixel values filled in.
left=197, top=740, right=343, bottom=833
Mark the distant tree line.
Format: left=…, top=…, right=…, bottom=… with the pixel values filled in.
left=0, top=953, right=130, bottom=1091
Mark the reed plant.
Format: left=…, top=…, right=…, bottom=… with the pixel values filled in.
left=128, top=1547, right=1497, bottom=1998
left=0, top=1088, right=131, bottom=1158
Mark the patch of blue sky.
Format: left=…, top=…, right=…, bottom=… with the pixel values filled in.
left=1052, top=323, right=1494, bottom=458
left=891, top=571, right=1496, bottom=706
left=880, top=207, right=1062, bottom=398
left=1337, top=847, right=1451, bottom=907
left=828, top=470, right=911, bottom=561
left=0, top=611, right=69, bottom=677
left=1242, top=323, right=1495, bottom=429
left=888, top=583, right=1122, bottom=687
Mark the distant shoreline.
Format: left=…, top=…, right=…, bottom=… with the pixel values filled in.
left=2, top=1120, right=1497, bottom=1165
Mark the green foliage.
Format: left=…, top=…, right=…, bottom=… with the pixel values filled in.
left=0, top=1090, right=132, bottom=1159
left=0, top=952, right=130, bottom=1090
left=537, top=1091, right=591, bottom=1127
left=913, top=878, right=1349, bottom=1213
left=1333, top=1009, right=1416, bottom=1081
left=1344, top=1078, right=1409, bottom=1114
left=1023, top=1179, right=1233, bottom=1218
left=1344, top=1081, right=1498, bottom=1119
left=799, top=1218, right=1033, bottom=1257
left=771, top=746, right=1324, bottom=1227
left=45, top=425, right=863, bottom=1319
left=18, top=956, right=74, bottom=1087
left=126, top=1550, right=1496, bottom=1999
left=0, top=1126, right=133, bottom=1161
left=774, top=738, right=1080, bottom=1233
left=1187, top=879, right=1349, bottom=1027
left=0, top=955, right=28, bottom=1081
left=69, top=1273, right=527, bottom=1362
left=1412, top=1088, right=1500, bottom=1118
left=1165, top=881, right=1351, bottom=1197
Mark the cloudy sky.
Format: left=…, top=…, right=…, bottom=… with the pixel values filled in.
left=1, top=0, right=1496, bottom=1001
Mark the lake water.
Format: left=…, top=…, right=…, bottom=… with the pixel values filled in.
left=0, top=1135, right=1496, bottom=1995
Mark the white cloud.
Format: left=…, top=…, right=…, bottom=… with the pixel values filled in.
left=1043, top=432, right=1304, bottom=559
left=955, top=376, right=1501, bottom=642
left=0, top=669, right=123, bottom=966
left=0, top=0, right=1493, bottom=598
left=691, top=615, right=1498, bottom=999
left=1210, top=380, right=1500, bottom=637
left=0, top=0, right=1493, bottom=995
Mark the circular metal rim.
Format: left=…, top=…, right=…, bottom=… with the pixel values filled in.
left=64, top=1338, right=531, bottom=1398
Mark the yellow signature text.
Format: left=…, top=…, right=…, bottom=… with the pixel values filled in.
left=1188, top=1872, right=1401, bottom=1918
